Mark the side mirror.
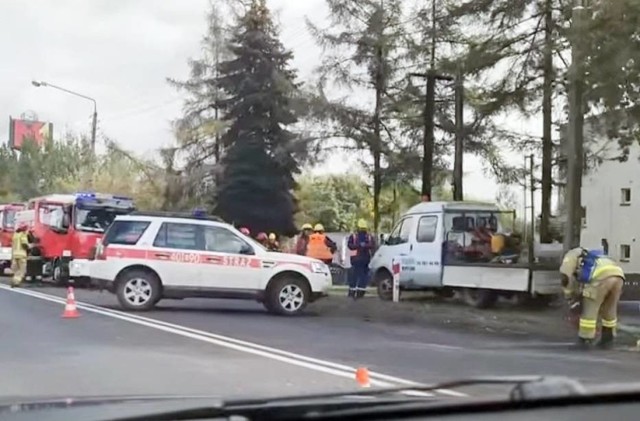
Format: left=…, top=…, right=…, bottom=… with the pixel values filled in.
left=239, top=244, right=254, bottom=255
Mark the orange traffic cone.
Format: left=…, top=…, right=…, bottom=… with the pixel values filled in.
left=62, top=286, right=80, bottom=319
left=355, top=367, right=371, bottom=388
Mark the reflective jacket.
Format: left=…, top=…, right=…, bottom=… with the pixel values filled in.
left=306, top=233, right=335, bottom=260
left=560, top=247, right=625, bottom=299
left=347, top=231, right=374, bottom=264
left=12, top=231, right=29, bottom=259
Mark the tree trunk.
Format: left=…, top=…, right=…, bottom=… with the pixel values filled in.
left=373, top=43, right=383, bottom=235
left=540, top=0, right=554, bottom=243
left=563, top=0, right=586, bottom=252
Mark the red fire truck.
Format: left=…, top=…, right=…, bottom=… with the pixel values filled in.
left=0, top=203, right=26, bottom=270
left=15, top=192, right=135, bottom=284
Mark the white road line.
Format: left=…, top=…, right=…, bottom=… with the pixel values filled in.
left=0, top=285, right=467, bottom=398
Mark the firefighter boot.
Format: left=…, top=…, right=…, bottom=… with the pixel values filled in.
left=596, top=327, right=615, bottom=350
left=569, top=337, right=593, bottom=351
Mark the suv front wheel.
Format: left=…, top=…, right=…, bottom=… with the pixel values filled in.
left=264, top=276, right=310, bottom=316
left=116, top=269, right=162, bottom=311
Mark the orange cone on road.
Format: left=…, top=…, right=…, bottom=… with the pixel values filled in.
left=355, top=367, right=371, bottom=388
left=62, top=286, right=80, bottom=319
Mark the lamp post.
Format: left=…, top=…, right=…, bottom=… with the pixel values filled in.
left=31, top=80, right=97, bottom=155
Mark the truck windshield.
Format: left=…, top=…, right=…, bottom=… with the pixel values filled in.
left=3, top=210, right=17, bottom=229
left=75, top=207, right=130, bottom=233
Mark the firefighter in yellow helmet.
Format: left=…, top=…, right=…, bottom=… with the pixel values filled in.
left=295, top=223, right=313, bottom=255
left=11, top=223, right=30, bottom=288
left=560, top=247, right=624, bottom=350
left=267, top=233, right=281, bottom=252
left=305, top=223, right=337, bottom=265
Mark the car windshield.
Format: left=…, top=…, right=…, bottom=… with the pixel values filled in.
left=75, top=207, right=129, bottom=233
left=3, top=0, right=637, bottom=413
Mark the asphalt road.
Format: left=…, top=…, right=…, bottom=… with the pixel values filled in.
left=0, top=285, right=366, bottom=401
left=3, top=281, right=640, bottom=402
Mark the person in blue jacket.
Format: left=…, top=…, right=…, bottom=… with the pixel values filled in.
left=347, top=219, right=375, bottom=299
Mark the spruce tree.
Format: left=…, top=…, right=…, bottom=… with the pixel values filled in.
left=214, top=0, right=301, bottom=236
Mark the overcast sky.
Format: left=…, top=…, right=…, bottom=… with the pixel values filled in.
left=0, top=0, right=535, bottom=207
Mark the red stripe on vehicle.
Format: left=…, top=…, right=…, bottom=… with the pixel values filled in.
left=104, top=247, right=261, bottom=269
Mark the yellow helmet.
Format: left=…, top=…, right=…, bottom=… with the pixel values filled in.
left=356, top=219, right=368, bottom=229
left=268, top=233, right=276, bottom=241
left=313, top=223, right=324, bottom=232
left=301, top=223, right=313, bottom=230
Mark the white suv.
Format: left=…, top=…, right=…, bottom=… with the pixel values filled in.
left=90, top=212, right=332, bottom=316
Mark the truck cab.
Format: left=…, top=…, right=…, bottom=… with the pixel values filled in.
left=0, top=203, right=26, bottom=269
left=369, top=201, right=562, bottom=308
left=15, top=192, right=135, bottom=284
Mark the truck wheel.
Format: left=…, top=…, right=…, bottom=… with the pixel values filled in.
left=376, top=270, right=393, bottom=301
left=116, top=269, right=162, bottom=311
left=462, top=288, right=498, bottom=309
left=264, top=276, right=310, bottom=316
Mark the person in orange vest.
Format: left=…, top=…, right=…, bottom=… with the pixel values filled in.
left=295, top=223, right=313, bottom=255
left=305, top=224, right=337, bottom=265
left=347, top=219, right=375, bottom=299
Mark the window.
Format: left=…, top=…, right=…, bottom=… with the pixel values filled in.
left=75, top=207, right=126, bottom=233
left=154, top=223, right=201, bottom=250
left=3, top=210, right=17, bottom=229
left=103, top=221, right=151, bottom=246
left=204, top=226, right=252, bottom=254
left=38, top=203, right=66, bottom=230
left=417, top=216, right=438, bottom=243
left=388, top=218, right=411, bottom=245
left=399, top=217, right=414, bottom=243
left=620, top=244, right=631, bottom=262
left=621, top=188, right=631, bottom=205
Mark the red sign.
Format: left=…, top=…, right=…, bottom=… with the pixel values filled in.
left=8, top=117, right=53, bottom=150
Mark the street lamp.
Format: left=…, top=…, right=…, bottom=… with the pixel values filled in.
left=31, top=80, right=98, bottom=155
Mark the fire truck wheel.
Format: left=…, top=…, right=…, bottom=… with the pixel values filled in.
left=116, top=269, right=162, bottom=311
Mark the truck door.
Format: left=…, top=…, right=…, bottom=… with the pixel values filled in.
left=410, top=214, right=443, bottom=287
left=385, top=216, right=416, bottom=284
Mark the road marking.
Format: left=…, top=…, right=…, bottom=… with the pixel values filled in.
left=0, top=285, right=467, bottom=397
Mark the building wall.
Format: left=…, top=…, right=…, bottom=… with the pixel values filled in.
left=581, top=144, right=640, bottom=273
left=559, top=119, right=640, bottom=299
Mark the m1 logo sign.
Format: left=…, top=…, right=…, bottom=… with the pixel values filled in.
left=8, top=116, right=53, bottom=150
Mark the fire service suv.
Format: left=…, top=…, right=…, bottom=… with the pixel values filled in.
left=0, top=203, right=25, bottom=270
left=89, top=211, right=332, bottom=315
left=15, top=192, right=135, bottom=284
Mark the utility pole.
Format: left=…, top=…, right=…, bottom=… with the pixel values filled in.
left=453, top=70, right=464, bottom=201
left=90, top=105, right=97, bottom=157
left=563, top=0, right=587, bottom=252
left=528, top=154, right=536, bottom=264
left=410, top=71, right=453, bottom=201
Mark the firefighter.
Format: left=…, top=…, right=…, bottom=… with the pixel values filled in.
left=295, top=223, right=313, bottom=255
left=256, top=232, right=269, bottom=247
left=267, top=233, right=281, bottom=252
left=11, top=223, right=30, bottom=288
left=306, top=224, right=337, bottom=265
left=560, top=247, right=625, bottom=350
left=347, top=219, right=375, bottom=299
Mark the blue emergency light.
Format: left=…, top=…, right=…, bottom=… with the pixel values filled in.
left=192, top=208, right=207, bottom=219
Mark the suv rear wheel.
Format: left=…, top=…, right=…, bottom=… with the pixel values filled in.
left=116, top=269, right=161, bottom=311
left=264, top=276, right=310, bottom=316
